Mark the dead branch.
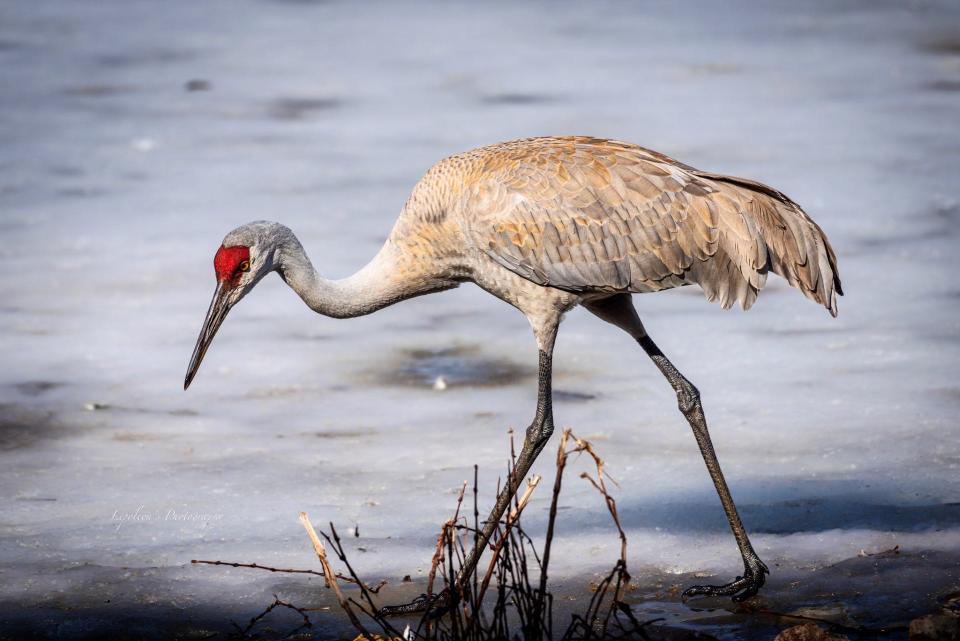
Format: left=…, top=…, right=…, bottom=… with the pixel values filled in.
left=232, top=594, right=312, bottom=640
left=299, top=511, right=372, bottom=637
left=190, top=558, right=388, bottom=594
left=466, top=474, right=541, bottom=632
left=320, top=524, right=400, bottom=637
left=537, top=428, right=573, bottom=634
left=573, top=433, right=630, bottom=592
left=426, top=482, right=466, bottom=603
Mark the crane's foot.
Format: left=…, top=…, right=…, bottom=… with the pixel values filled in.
left=682, top=556, right=768, bottom=603
left=378, top=587, right=456, bottom=619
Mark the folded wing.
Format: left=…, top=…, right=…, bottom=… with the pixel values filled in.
left=471, top=138, right=841, bottom=315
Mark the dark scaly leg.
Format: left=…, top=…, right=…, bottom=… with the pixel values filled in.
left=637, top=332, right=768, bottom=601
left=380, top=324, right=557, bottom=617
left=584, top=295, right=767, bottom=602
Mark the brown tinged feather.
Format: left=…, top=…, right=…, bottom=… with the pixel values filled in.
left=431, top=136, right=841, bottom=315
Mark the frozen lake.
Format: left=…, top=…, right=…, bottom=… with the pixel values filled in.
left=1, top=1, right=958, bottom=639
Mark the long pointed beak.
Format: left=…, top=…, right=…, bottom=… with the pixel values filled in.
left=184, top=282, right=233, bottom=390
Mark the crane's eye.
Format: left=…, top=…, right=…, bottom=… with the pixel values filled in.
left=239, top=260, right=250, bottom=272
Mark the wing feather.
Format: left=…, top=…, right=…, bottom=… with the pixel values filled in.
left=466, top=137, right=841, bottom=314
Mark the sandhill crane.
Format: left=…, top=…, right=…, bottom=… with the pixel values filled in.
left=184, top=136, right=841, bottom=613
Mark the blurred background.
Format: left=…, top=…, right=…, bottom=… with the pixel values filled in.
left=1, top=1, right=958, bottom=639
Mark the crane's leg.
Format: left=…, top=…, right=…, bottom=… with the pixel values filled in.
left=584, top=295, right=768, bottom=602
left=379, top=321, right=558, bottom=617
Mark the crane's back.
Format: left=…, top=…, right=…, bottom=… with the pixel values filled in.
left=394, top=136, right=842, bottom=315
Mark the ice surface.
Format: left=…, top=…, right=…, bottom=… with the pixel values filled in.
left=0, top=1, right=958, bottom=639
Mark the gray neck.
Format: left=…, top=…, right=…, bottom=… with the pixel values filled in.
left=276, top=234, right=445, bottom=319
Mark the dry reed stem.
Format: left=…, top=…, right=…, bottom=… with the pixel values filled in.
left=467, top=474, right=541, bottom=631
left=534, top=428, right=573, bottom=636
left=299, top=511, right=371, bottom=637
left=426, top=482, right=468, bottom=602
left=568, top=433, right=631, bottom=629
left=573, top=436, right=629, bottom=583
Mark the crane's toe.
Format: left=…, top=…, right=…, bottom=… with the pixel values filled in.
left=378, top=587, right=456, bottom=618
left=681, top=557, right=768, bottom=603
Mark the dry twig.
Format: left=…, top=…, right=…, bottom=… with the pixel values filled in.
left=231, top=594, right=312, bottom=640
left=465, top=474, right=542, bottom=633
left=190, top=558, right=388, bottom=594
left=299, top=511, right=372, bottom=637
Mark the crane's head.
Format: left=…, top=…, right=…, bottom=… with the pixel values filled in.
left=184, top=221, right=289, bottom=390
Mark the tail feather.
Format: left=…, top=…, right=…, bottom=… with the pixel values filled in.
left=696, top=171, right=843, bottom=316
